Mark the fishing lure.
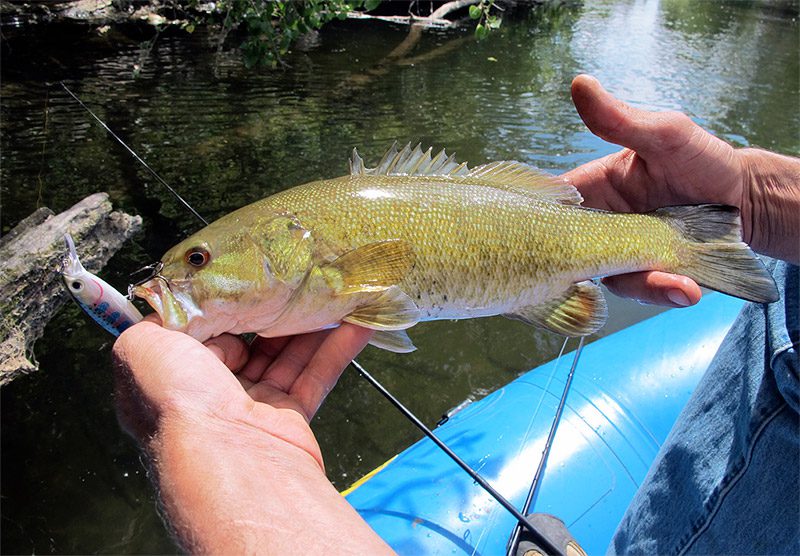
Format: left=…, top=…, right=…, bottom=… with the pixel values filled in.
left=61, top=233, right=143, bottom=336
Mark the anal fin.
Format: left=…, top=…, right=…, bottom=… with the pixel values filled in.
left=505, top=281, right=608, bottom=337
left=369, top=330, right=417, bottom=353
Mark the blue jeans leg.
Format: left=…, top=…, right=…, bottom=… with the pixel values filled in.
left=609, top=259, right=799, bottom=555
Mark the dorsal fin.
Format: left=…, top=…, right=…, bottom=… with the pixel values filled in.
left=350, top=144, right=583, bottom=205
left=468, top=161, right=583, bottom=205
left=350, top=142, right=470, bottom=177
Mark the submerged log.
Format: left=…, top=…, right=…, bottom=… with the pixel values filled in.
left=0, top=193, right=142, bottom=385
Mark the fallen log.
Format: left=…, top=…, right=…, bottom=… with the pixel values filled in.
left=0, top=193, right=142, bottom=385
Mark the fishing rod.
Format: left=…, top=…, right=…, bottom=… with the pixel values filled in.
left=352, top=360, right=564, bottom=556
left=506, top=337, right=585, bottom=555
left=63, top=83, right=569, bottom=555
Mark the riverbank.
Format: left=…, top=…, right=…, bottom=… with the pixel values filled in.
left=0, top=1, right=557, bottom=67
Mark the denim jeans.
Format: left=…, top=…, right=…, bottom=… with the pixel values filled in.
left=609, top=259, right=799, bottom=555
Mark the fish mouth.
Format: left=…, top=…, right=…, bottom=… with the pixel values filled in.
left=131, top=276, right=194, bottom=331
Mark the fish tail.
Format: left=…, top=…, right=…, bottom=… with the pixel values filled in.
left=657, top=204, right=779, bottom=303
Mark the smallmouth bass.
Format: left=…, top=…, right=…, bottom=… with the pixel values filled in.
left=133, top=144, right=778, bottom=352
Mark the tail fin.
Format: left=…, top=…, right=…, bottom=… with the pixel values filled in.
left=656, top=205, right=779, bottom=303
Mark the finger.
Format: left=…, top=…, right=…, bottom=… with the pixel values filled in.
left=204, top=334, right=250, bottom=372
left=237, top=335, right=291, bottom=382
left=602, top=271, right=702, bottom=307
left=251, top=331, right=332, bottom=391
left=114, top=321, right=211, bottom=404
left=571, top=74, right=693, bottom=156
left=560, top=150, right=638, bottom=212
left=289, top=323, right=373, bottom=421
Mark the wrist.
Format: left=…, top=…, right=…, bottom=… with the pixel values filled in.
left=147, top=414, right=327, bottom=553
left=737, top=148, right=800, bottom=264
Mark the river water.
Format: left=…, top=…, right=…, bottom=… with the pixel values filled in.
left=1, top=1, right=797, bottom=552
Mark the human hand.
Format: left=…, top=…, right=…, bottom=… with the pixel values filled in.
left=113, top=317, right=372, bottom=467
left=112, top=321, right=391, bottom=554
left=562, top=74, right=800, bottom=306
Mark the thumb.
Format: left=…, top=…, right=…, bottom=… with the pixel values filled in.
left=571, top=74, right=694, bottom=155
left=112, top=321, right=246, bottom=440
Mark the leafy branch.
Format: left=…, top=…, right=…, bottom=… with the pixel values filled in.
left=189, top=0, right=372, bottom=68
left=468, top=0, right=501, bottom=39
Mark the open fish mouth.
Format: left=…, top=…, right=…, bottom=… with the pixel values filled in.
left=130, top=276, right=194, bottom=331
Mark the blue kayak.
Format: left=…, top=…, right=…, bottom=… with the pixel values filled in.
left=345, top=293, right=744, bottom=555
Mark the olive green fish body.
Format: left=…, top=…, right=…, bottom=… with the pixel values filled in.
left=259, top=175, right=675, bottom=317
left=134, top=144, right=778, bottom=352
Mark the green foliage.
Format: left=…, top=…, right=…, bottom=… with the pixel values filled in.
left=190, top=0, right=376, bottom=68
left=469, top=0, right=501, bottom=40
left=185, top=0, right=503, bottom=67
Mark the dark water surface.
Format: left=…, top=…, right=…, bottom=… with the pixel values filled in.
left=2, top=1, right=798, bottom=552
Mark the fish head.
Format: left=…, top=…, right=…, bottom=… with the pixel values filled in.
left=132, top=218, right=304, bottom=341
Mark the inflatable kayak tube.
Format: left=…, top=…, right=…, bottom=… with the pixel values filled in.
left=345, top=292, right=744, bottom=555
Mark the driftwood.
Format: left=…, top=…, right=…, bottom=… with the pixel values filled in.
left=0, top=193, right=142, bottom=385
left=346, top=0, right=481, bottom=28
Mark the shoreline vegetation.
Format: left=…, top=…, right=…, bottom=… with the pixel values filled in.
left=0, top=0, right=556, bottom=68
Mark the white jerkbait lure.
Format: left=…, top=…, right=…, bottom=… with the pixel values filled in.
left=61, top=233, right=143, bottom=336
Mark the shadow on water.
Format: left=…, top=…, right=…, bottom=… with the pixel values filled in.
left=1, top=1, right=798, bottom=552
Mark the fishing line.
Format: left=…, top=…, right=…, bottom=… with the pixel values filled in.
left=506, top=336, right=586, bottom=555
left=59, top=83, right=209, bottom=226
left=65, top=85, right=562, bottom=553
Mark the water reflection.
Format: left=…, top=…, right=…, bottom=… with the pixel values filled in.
left=1, top=1, right=797, bottom=553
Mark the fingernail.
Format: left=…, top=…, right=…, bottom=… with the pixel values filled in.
left=667, top=289, right=691, bottom=307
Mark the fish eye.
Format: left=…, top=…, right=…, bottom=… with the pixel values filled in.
left=70, top=281, right=83, bottom=291
left=185, top=247, right=210, bottom=268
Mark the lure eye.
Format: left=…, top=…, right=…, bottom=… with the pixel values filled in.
left=70, top=281, right=83, bottom=291
left=185, top=247, right=210, bottom=268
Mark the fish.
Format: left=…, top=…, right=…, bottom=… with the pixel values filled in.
left=131, top=143, right=779, bottom=352
left=61, top=233, right=143, bottom=336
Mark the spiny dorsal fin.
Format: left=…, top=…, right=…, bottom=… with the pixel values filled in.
left=468, top=161, right=584, bottom=205
left=350, top=142, right=470, bottom=177
left=504, top=280, right=607, bottom=337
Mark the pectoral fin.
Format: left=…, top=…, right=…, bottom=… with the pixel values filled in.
left=327, top=240, right=415, bottom=293
left=343, top=286, right=420, bottom=330
left=368, top=330, right=417, bottom=353
left=505, top=281, right=607, bottom=337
